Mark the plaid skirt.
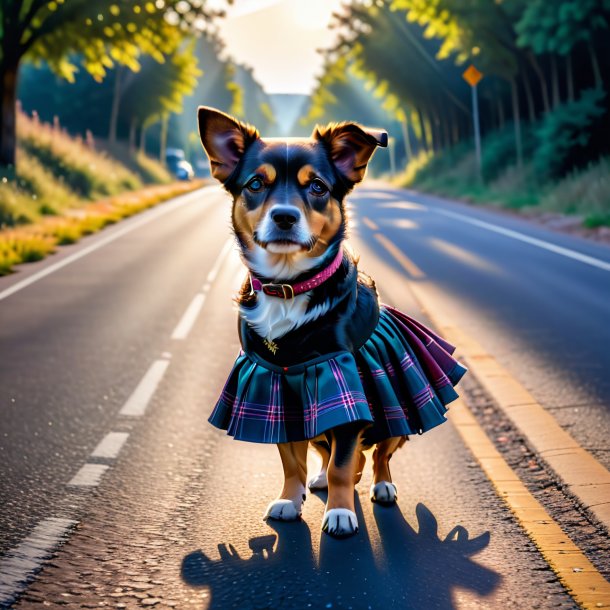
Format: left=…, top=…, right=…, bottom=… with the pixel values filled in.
left=208, top=305, right=467, bottom=444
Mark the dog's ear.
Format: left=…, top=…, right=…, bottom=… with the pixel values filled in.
left=198, top=106, right=259, bottom=183
left=313, top=122, right=388, bottom=184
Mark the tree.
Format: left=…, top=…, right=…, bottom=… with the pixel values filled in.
left=327, top=2, right=470, bottom=152
left=516, top=0, right=610, bottom=99
left=0, top=0, right=219, bottom=167
left=119, top=40, right=201, bottom=158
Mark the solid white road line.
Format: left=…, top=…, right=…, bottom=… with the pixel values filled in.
left=90, top=432, right=130, bottom=459
left=0, top=517, right=77, bottom=605
left=67, top=463, right=109, bottom=487
left=171, top=238, right=234, bottom=341
left=171, top=293, right=207, bottom=340
left=119, top=358, right=170, bottom=417
left=0, top=186, right=220, bottom=303
left=433, top=207, right=610, bottom=272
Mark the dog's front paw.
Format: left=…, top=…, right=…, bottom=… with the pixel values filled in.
left=322, top=508, right=358, bottom=538
left=263, top=499, right=301, bottom=522
left=370, top=481, right=398, bottom=505
left=308, top=470, right=328, bottom=491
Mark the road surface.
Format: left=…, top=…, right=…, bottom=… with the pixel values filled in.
left=1, top=184, right=609, bottom=609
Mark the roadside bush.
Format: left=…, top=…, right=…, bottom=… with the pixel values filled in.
left=481, top=124, right=536, bottom=183
left=533, top=88, right=606, bottom=180
left=17, top=112, right=141, bottom=198
left=541, top=156, right=610, bottom=223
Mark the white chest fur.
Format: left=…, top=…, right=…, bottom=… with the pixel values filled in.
left=241, top=245, right=336, bottom=341
left=240, top=291, right=333, bottom=341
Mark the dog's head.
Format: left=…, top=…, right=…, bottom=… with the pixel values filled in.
left=198, top=106, right=387, bottom=278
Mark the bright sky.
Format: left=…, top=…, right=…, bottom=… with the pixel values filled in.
left=209, top=0, right=345, bottom=94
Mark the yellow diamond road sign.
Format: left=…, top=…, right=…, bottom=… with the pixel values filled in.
left=463, top=64, right=483, bottom=87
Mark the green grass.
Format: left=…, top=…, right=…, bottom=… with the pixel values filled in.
left=0, top=181, right=204, bottom=274
left=0, top=110, right=206, bottom=274
left=396, top=143, right=610, bottom=228
left=99, top=140, right=173, bottom=185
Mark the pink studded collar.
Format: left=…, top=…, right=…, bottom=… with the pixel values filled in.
left=249, top=248, right=344, bottom=299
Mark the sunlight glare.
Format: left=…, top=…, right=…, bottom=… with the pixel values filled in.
left=289, top=0, right=336, bottom=30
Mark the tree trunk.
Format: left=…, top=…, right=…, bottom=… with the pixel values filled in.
left=400, top=114, right=412, bottom=164
left=522, top=73, right=536, bottom=122
left=566, top=52, right=574, bottom=102
left=108, top=67, right=123, bottom=144
left=450, top=107, right=459, bottom=145
left=0, top=60, right=19, bottom=168
left=416, top=107, right=428, bottom=153
left=440, top=110, right=450, bottom=150
left=129, top=118, right=136, bottom=153
left=139, top=123, right=148, bottom=154
left=427, top=110, right=440, bottom=152
left=550, top=54, right=560, bottom=108
left=510, top=78, right=523, bottom=169
left=528, top=52, right=550, bottom=114
left=496, top=96, right=505, bottom=131
left=159, top=113, right=168, bottom=163
left=587, top=41, right=603, bottom=89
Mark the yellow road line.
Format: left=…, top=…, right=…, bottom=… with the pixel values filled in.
left=373, top=232, right=426, bottom=279
left=374, top=229, right=610, bottom=533
left=369, top=229, right=610, bottom=608
left=450, top=398, right=610, bottom=609
left=408, top=277, right=610, bottom=532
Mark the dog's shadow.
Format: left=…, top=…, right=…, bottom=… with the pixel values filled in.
left=181, top=497, right=501, bottom=609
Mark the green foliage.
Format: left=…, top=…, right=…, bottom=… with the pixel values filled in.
left=516, top=0, right=610, bottom=55
left=0, top=180, right=203, bottom=274
left=119, top=39, right=202, bottom=135
left=8, top=1, right=216, bottom=82
left=533, top=89, right=606, bottom=179
left=480, top=125, right=536, bottom=182
left=99, top=141, right=173, bottom=184
left=0, top=111, right=174, bottom=227
left=18, top=113, right=140, bottom=198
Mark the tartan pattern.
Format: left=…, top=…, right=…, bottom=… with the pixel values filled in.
left=209, top=305, right=467, bottom=444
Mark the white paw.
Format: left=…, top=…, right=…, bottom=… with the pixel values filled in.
left=263, top=499, right=301, bottom=521
left=322, top=508, right=359, bottom=538
left=308, top=470, right=328, bottom=491
left=370, top=481, right=398, bottom=505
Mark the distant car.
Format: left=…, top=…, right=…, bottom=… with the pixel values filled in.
left=165, top=148, right=194, bottom=181
left=174, top=160, right=194, bottom=181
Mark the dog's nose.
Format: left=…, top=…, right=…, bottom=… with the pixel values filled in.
left=271, top=206, right=300, bottom=230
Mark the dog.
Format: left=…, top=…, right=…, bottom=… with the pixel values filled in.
left=199, top=107, right=466, bottom=538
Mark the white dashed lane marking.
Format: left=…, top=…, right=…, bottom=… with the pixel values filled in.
left=90, top=432, right=130, bottom=459
left=119, top=358, right=171, bottom=417
left=0, top=517, right=78, bottom=606
left=67, top=463, right=109, bottom=487
left=171, top=293, right=207, bottom=340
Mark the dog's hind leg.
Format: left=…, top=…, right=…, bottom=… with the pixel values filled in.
left=264, top=440, right=308, bottom=522
left=370, top=435, right=407, bottom=505
left=308, top=437, right=330, bottom=491
left=322, top=422, right=366, bottom=538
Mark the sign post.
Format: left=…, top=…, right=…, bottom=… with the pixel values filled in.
left=388, top=136, right=396, bottom=177
left=462, top=64, right=484, bottom=182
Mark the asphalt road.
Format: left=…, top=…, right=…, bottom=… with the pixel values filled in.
left=1, top=183, right=608, bottom=608
left=349, top=185, right=610, bottom=468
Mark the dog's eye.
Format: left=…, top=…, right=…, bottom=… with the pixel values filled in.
left=310, top=179, right=328, bottom=196
left=246, top=177, right=264, bottom=193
